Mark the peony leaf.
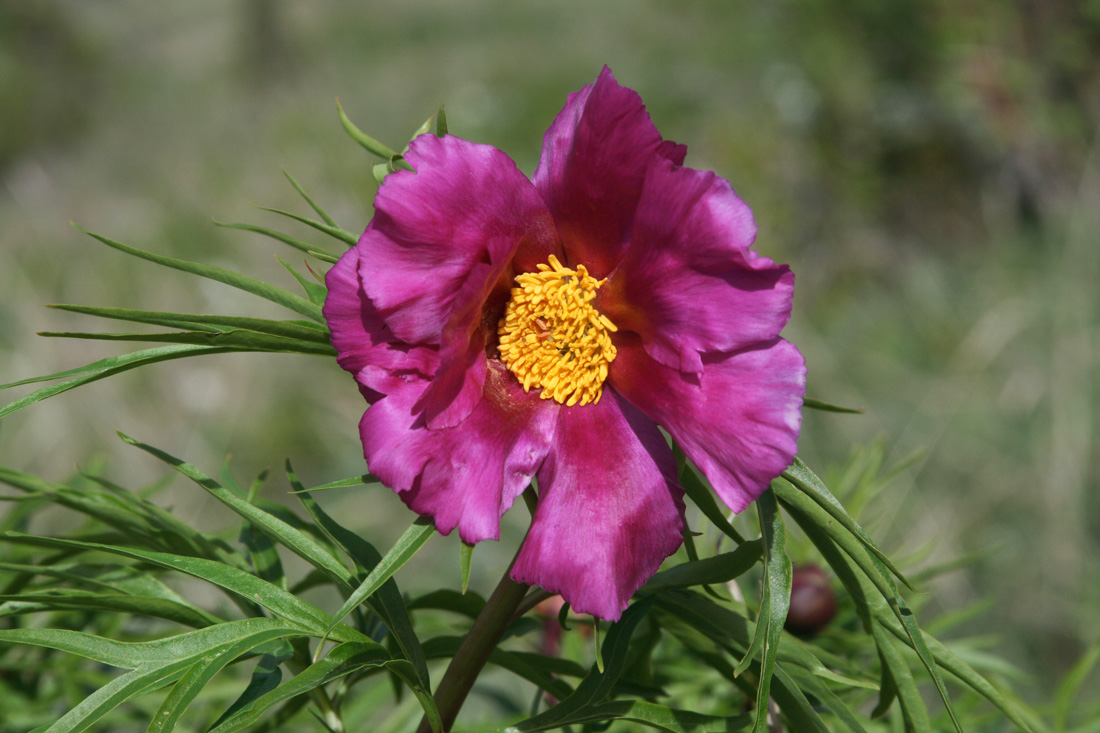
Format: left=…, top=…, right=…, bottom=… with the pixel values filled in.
left=435, top=104, right=448, bottom=137
left=679, top=462, right=745, bottom=544
left=0, top=344, right=231, bottom=419
left=640, top=540, right=761, bottom=593
left=281, top=168, right=339, bottom=228
left=206, top=643, right=425, bottom=733
left=422, top=636, right=576, bottom=702
left=253, top=205, right=358, bottom=246
left=320, top=518, right=435, bottom=644
left=406, top=589, right=486, bottom=620
left=212, top=218, right=338, bottom=263
left=75, top=224, right=324, bottom=322
left=0, top=589, right=221, bottom=628
left=802, top=397, right=865, bottom=414
left=779, top=457, right=912, bottom=589
left=45, top=304, right=330, bottom=342
left=38, top=329, right=335, bottom=356
left=335, top=98, right=398, bottom=160
left=781, top=667, right=869, bottom=732
left=512, top=699, right=752, bottom=733
left=118, top=434, right=357, bottom=592
left=207, top=646, right=290, bottom=731
left=291, top=464, right=430, bottom=689
left=460, top=541, right=474, bottom=595
left=510, top=596, right=654, bottom=731
left=147, top=635, right=292, bottom=733
left=741, top=490, right=792, bottom=733
left=275, top=256, right=328, bottom=306
left=0, top=618, right=310, bottom=670
left=3, top=533, right=362, bottom=641
left=1054, top=641, right=1100, bottom=730
left=871, top=622, right=933, bottom=731
left=29, top=621, right=317, bottom=733
left=287, top=474, right=378, bottom=493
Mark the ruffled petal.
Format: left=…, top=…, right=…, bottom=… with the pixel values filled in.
left=599, top=158, right=794, bottom=374
left=323, top=244, right=438, bottom=402
left=610, top=335, right=805, bottom=514
left=360, top=134, right=558, bottom=427
left=358, top=360, right=558, bottom=544
left=511, top=390, right=685, bottom=621
left=532, top=67, right=684, bottom=279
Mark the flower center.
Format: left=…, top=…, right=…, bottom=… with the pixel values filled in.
left=497, top=255, right=618, bottom=406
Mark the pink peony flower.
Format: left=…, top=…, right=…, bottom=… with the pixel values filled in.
left=323, top=67, right=805, bottom=621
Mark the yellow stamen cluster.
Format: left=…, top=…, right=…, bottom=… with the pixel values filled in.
left=497, top=255, right=618, bottom=406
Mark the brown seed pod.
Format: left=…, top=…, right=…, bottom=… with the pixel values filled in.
left=784, top=564, right=838, bottom=637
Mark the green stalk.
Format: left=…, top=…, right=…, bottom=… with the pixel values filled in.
left=417, top=558, right=530, bottom=733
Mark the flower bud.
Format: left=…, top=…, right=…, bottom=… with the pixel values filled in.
left=784, top=564, right=837, bottom=637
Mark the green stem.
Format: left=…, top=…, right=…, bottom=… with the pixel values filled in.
left=417, top=558, right=530, bottom=733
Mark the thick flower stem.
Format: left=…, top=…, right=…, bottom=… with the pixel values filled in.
left=417, top=564, right=530, bottom=733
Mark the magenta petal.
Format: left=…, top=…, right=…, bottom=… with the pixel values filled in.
left=532, top=67, right=682, bottom=279
left=511, top=391, right=685, bottom=621
left=601, top=158, right=794, bottom=374
left=323, top=245, right=438, bottom=401
left=611, top=336, right=805, bottom=514
left=359, top=361, right=558, bottom=544
left=360, top=133, right=556, bottom=426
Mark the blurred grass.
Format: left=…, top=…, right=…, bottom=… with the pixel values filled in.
left=1, top=0, right=1098, bottom=707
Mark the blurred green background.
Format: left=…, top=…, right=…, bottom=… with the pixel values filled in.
left=2, top=0, right=1098, bottom=710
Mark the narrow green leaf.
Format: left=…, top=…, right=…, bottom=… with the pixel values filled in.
left=406, top=589, right=486, bottom=619
left=147, top=634, right=295, bottom=733
left=208, top=646, right=290, bottom=730
left=641, top=540, right=762, bottom=593
left=460, top=542, right=474, bottom=595
left=291, top=465, right=430, bottom=689
left=239, top=482, right=288, bottom=591
left=321, top=518, right=435, bottom=642
left=510, top=596, right=655, bottom=731
left=679, top=462, right=745, bottom=544
left=406, top=115, right=434, bottom=150
left=287, top=474, right=377, bottom=493
left=46, top=305, right=330, bottom=343
left=0, top=618, right=309, bottom=669
left=779, top=457, right=912, bottom=589
left=212, top=219, right=338, bottom=262
left=0, top=345, right=231, bottom=418
left=282, top=169, right=339, bottom=227
left=254, top=205, right=357, bottom=246
left=0, top=590, right=220, bottom=628
left=872, top=621, right=933, bottom=731
left=336, top=98, right=398, bottom=159
left=75, top=224, right=323, bottom=322
left=593, top=617, right=604, bottom=673
left=782, top=666, right=869, bottom=732
left=880, top=616, right=1039, bottom=732
left=513, top=699, right=752, bottom=732
left=742, top=490, right=792, bottom=733
left=1055, top=641, right=1100, bottom=731
left=46, top=665, right=187, bottom=733
left=783, top=501, right=995, bottom=732
left=206, top=642, right=401, bottom=733
left=39, top=329, right=335, bottom=356
left=435, top=105, right=448, bottom=137
left=421, top=636, right=576, bottom=702
left=802, top=397, right=865, bottom=414
left=275, top=256, right=328, bottom=306
left=3, top=533, right=365, bottom=640
left=119, top=435, right=355, bottom=591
